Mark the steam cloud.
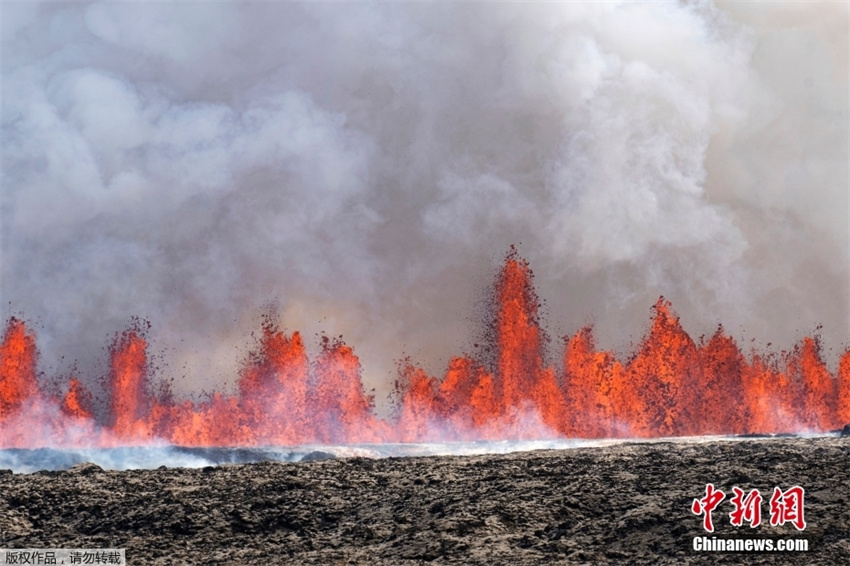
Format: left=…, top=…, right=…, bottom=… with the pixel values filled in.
left=2, top=2, right=847, bottom=407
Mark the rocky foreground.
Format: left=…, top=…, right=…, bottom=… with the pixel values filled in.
left=1, top=437, right=848, bottom=565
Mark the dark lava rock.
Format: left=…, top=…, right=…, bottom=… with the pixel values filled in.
left=0, top=437, right=847, bottom=565
left=68, top=462, right=103, bottom=475
left=841, top=423, right=850, bottom=437
left=300, top=450, right=335, bottom=462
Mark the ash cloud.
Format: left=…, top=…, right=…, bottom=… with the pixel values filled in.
left=1, top=2, right=847, bottom=404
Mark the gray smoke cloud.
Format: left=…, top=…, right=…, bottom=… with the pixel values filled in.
left=2, top=2, right=847, bottom=406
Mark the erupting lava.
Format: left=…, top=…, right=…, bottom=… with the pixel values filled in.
left=1, top=250, right=848, bottom=449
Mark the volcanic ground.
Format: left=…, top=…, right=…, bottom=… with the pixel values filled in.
left=1, top=436, right=847, bottom=565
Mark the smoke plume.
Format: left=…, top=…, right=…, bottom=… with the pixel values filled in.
left=2, top=2, right=847, bottom=406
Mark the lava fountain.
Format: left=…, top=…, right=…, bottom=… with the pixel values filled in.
left=1, top=250, right=848, bottom=450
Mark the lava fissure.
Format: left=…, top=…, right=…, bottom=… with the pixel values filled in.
left=1, top=252, right=848, bottom=449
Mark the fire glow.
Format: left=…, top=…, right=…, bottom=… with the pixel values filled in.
left=1, top=250, right=848, bottom=450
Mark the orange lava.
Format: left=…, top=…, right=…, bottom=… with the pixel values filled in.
left=110, top=327, right=152, bottom=439
left=60, top=378, right=93, bottom=420
left=0, top=318, right=39, bottom=419
left=0, top=250, right=847, bottom=448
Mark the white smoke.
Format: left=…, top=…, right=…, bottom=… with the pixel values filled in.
left=0, top=435, right=835, bottom=474
left=1, top=2, right=847, bottom=406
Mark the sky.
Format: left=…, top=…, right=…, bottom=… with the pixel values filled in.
left=2, top=1, right=848, bottom=406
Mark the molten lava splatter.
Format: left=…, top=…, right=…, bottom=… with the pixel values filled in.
left=0, top=317, right=39, bottom=418
left=60, top=378, right=93, bottom=420
left=1, top=250, right=847, bottom=449
left=110, top=325, right=152, bottom=439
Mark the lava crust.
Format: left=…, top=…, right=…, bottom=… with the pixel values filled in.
left=1, top=437, right=847, bottom=565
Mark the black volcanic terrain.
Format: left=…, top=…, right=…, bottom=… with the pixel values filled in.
left=1, top=437, right=847, bottom=565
